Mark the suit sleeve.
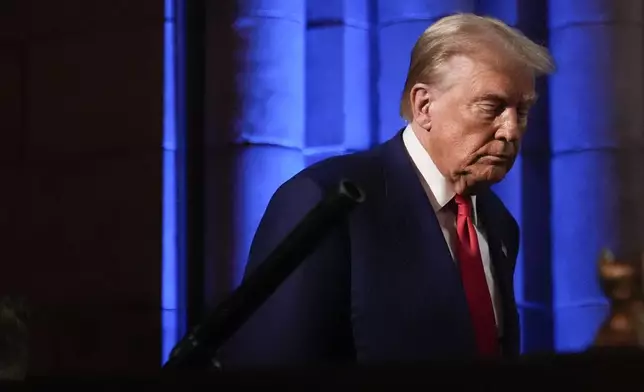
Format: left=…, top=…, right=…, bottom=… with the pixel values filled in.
left=507, top=214, right=520, bottom=267
left=217, top=175, right=354, bottom=369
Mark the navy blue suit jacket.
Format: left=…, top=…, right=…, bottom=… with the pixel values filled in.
left=219, top=131, right=521, bottom=368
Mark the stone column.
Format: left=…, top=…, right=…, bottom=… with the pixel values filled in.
left=306, top=0, right=372, bottom=164
left=203, top=0, right=306, bottom=304
left=549, top=0, right=644, bottom=351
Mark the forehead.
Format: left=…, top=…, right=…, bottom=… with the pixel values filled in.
left=440, top=54, right=536, bottom=102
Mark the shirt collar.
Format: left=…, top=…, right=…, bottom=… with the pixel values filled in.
left=402, top=125, right=479, bottom=224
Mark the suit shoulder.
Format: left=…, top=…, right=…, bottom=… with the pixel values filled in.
left=292, top=148, right=383, bottom=193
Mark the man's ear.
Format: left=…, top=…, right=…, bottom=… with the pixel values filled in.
left=410, top=83, right=432, bottom=129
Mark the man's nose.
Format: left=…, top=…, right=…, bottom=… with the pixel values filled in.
left=495, top=108, right=522, bottom=142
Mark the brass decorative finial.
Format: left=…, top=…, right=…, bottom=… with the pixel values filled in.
left=593, top=249, right=644, bottom=347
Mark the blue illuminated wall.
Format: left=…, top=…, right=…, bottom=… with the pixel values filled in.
left=164, top=0, right=644, bottom=358
left=549, top=0, right=644, bottom=351
left=162, top=0, right=185, bottom=364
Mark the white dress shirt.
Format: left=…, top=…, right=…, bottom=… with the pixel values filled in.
left=402, top=125, right=503, bottom=333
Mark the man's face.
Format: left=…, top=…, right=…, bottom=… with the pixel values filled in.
left=413, top=53, right=536, bottom=193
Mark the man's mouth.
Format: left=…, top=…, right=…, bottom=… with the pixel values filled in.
left=479, top=155, right=510, bottom=164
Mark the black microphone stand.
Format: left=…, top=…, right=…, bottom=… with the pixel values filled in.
left=162, top=179, right=366, bottom=370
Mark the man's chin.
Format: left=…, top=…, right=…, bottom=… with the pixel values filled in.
left=481, top=166, right=509, bottom=184
left=460, top=165, right=511, bottom=193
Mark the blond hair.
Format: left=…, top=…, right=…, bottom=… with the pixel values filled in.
left=400, top=13, right=555, bottom=120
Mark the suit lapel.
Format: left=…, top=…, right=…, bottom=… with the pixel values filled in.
left=476, top=191, right=516, bottom=304
left=477, top=196, right=513, bottom=297
left=475, top=190, right=520, bottom=355
left=379, top=132, right=458, bottom=278
left=377, top=132, right=477, bottom=351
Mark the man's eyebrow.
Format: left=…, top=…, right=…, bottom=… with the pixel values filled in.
left=476, top=93, right=507, bottom=103
left=476, top=92, right=539, bottom=105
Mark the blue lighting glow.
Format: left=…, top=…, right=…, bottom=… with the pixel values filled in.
left=162, top=0, right=181, bottom=365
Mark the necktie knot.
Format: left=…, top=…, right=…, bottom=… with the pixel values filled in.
left=454, top=194, right=472, bottom=218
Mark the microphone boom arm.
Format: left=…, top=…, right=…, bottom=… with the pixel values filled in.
left=162, top=179, right=366, bottom=370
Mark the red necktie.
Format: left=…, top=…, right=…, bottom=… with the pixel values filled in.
left=453, top=194, right=499, bottom=356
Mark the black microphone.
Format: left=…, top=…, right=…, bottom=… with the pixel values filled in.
left=163, top=179, right=366, bottom=370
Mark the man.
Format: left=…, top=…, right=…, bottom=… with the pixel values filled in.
left=219, top=13, right=554, bottom=367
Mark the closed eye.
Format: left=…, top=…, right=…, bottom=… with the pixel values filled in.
left=478, top=102, right=505, bottom=117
